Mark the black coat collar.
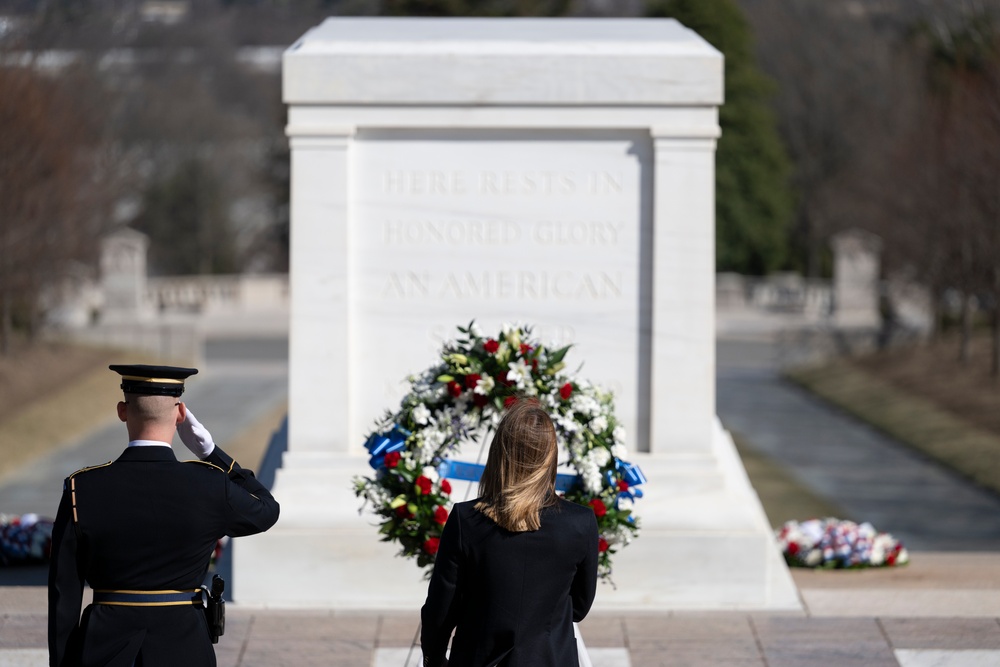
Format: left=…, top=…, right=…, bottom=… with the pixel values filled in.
left=116, top=446, right=178, bottom=463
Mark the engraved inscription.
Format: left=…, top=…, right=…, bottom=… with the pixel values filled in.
left=383, top=219, right=522, bottom=245
left=382, top=219, right=623, bottom=246
left=383, top=271, right=623, bottom=300
left=382, top=170, right=624, bottom=196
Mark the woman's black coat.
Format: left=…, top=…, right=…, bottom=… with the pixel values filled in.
left=421, top=497, right=599, bottom=667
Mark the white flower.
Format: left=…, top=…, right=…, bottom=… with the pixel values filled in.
left=584, top=470, right=603, bottom=494
left=570, top=394, right=601, bottom=418
left=422, top=466, right=440, bottom=483
left=557, top=415, right=579, bottom=434
left=612, top=425, right=626, bottom=445
left=470, top=322, right=483, bottom=337
left=506, top=359, right=531, bottom=388
left=590, top=416, right=608, bottom=435
left=799, top=519, right=824, bottom=545
left=411, top=440, right=433, bottom=464
left=422, top=429, right=446, bottom=451
left=474, top=374, right=495, bottom=396
left=611, top=443, right=628, bottom=459
left=578, top=458, right=603, bottom=494
left=412, top=404, right=431, bottom=426
left=591, top=447, right=611, bottom=467
left=617, top=496, right=633, bottom=512
left=805, top=549, right=823, bottom=567
left=454, top=393, right=471, bottom=411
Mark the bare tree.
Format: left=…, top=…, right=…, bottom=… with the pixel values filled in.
left=0, top=64, right=107, bottom=353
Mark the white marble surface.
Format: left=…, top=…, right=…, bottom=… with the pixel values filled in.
left=803, top=590, right=1000, bottom=618
left=372, top=648, right=631, bottom=667
left=284, top=18, right=722, bottom=105
left=242, top=17, right=798, bottom=611
left=0, top=650, right=47, bottom=667
left=896, top=650, right=1000, bottom=667
left=234, top=421, right=800, bottom=610
left=352, top=129, right=650, bottom=451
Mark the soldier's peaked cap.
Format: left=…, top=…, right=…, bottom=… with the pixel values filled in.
left=109, top=364, right=198, bottom=397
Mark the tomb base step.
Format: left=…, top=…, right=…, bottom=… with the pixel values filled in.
left=232, top=421, right=800, bottom=611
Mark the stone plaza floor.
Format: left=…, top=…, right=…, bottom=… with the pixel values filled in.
left=4, top=552, right=1000, bottom=666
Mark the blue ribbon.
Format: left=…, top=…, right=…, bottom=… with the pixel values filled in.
left=609, top=458, right=646, bottom=498
left=438, top=459, right=580, bottom=492
left=364, top=426, right=410, bottom=469
left=619, top=460, right=647, bottom=486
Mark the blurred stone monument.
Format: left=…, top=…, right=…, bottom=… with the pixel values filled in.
left=235, top=18, right=799, bottom=611
left=832, top=228, right=882, bottom=329
left=99, top=227, right=152, bottom=323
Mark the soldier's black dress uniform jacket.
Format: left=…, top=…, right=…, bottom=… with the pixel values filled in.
left=47, top=445, right=279, bottom=667
left=420, top=497, right=599, bottom=667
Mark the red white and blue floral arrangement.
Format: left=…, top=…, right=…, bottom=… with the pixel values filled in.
left=0, top=513, right=53, bottom=566
left=776, top=518, right=909, bottom=569
left=353, top=322, right=644, bottom=581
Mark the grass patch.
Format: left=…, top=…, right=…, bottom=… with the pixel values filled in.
left=0, top=342, right=175, bottom=483
left=786, top=357, right=1000, bottom=497
left=222, top=400, right=287, bottom=470
left=732, top=433, right=846, bottom=528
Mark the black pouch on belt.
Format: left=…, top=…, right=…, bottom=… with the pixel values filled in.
left=202, top=574, right=226, bottom=644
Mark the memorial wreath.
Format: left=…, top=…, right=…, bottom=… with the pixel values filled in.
left=776, top=518, right=909, bottom=569
left=353, top=322, right=644, bottom=581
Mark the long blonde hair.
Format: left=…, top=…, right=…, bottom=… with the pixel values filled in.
left=475, top=399, right=558, bottom=532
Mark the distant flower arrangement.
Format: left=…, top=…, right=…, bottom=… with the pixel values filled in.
left=0, top=514, right=53, bottom=566
left=777, top=518, right=909, bottom=569
left=353, top=322, right=644, bottom=581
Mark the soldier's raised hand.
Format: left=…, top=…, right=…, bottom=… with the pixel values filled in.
left=177, top=407, right=216, bottom=459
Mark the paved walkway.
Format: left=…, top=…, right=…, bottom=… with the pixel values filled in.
left=717, top=337, right=1000, bottom=551
left=5, top=551, right=1000, bottom=666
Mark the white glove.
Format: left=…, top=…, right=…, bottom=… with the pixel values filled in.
left=177, top=408, right=216, bottom=459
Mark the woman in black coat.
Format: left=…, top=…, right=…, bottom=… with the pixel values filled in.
left=421, top=400, right=599, bottom=667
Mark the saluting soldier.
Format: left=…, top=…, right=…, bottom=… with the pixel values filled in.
left=47, top=365, right=280, bottom=667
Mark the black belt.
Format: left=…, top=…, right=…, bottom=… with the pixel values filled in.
left=92, top=589, right=202, bottom=607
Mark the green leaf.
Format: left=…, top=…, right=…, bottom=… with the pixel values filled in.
left=548, top=345, right=572, bottom=364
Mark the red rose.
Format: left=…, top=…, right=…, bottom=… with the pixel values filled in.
left=416, top=476, right=433, bottom=495
left=519, top=343, right=532, bottom=355
left=385, top=451, right=401, bottom=468
left=395, top=505, right=412, bottom=519
left=440, top=479, right=452, bottom=494
left=434, top=506, right=449, bottom=525
left=560, top=382, right=573, bottom=400
left=447, top=381, right=462, bottom=398
left=484, top=339, right=500, bottom=354
left=473, top=394, right=489, bottom=408
left=497, top=370, right=514, bottom=387
left=465, top=373, right=481, bottom=389
left=589, top=498, right=607, bottom=518
left=504, top=396, right=518, bottom=408
left=531, top=359, right=538, bottom=372
left=598, top=537, right=609, bottom=553
left=617, top=479, right=629, bottom=492
left=423, top=537, right=440, bottom=555
left=887, top=553, right=897, bottom=566
left=787, top=542, right=800, bottom=555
